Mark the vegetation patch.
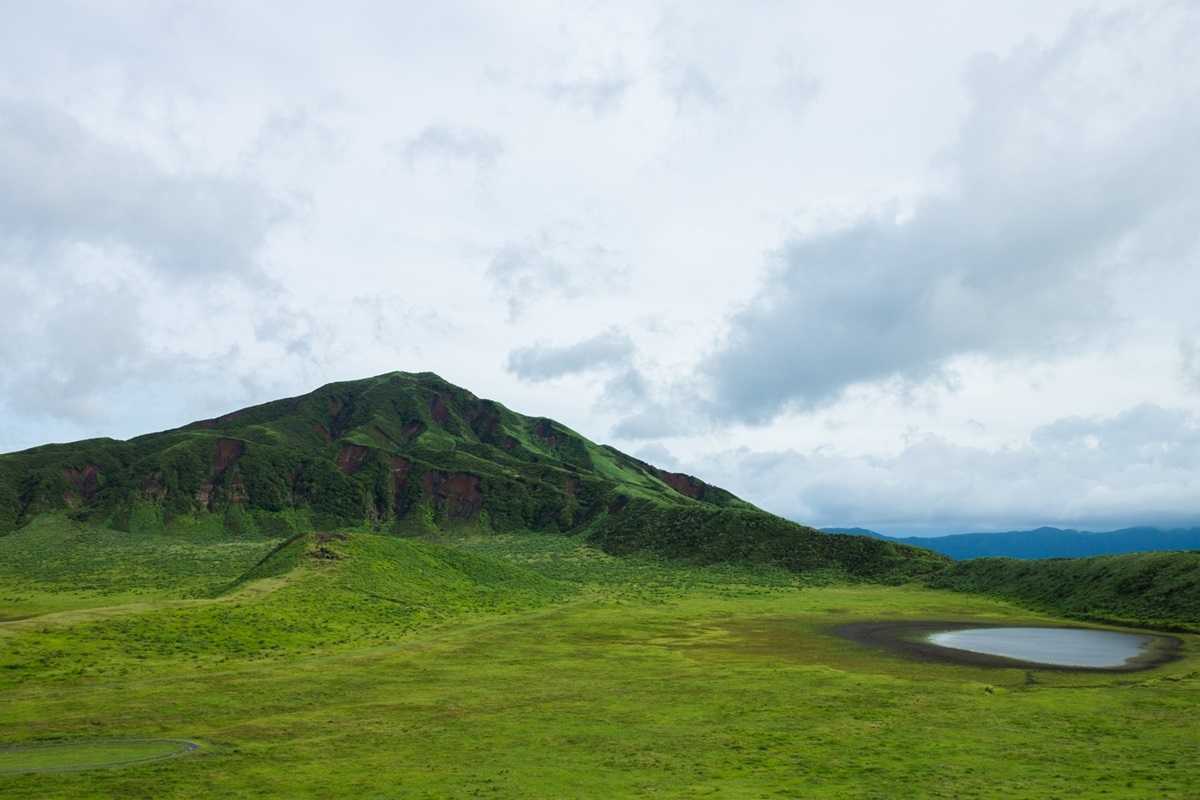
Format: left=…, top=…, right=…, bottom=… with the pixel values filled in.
left=929, top=551, right=1200, bottom=630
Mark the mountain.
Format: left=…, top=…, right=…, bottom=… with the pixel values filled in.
left=824, top=526, right=1200, bottom=560
left=0, top=371, right=949, bottom=581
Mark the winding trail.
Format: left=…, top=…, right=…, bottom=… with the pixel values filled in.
left=0, top=739, right=200, bottom=775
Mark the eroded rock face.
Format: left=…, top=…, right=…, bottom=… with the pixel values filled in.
left=655, top=470, right=705, bottom=500
left=212, top=439, right=246, bottom=472
left=335, top=445, right=370, bottom=476
left=197, top=438, right=247, bottom=511
left=430, top=395, right=451, bottom=424
left=468, top=402, right=502, bottom=442
left=636, top=460, right=707, bottom=501
left=534, top=419, right=566, bottom=448
left=62, top=464, right=101, bottom=502
left=141, top=474, right=167, bottom=501
left=422, top=471, right=484, bottom=519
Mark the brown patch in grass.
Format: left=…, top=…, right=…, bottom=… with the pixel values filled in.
left=62, top=464, right=101, bottom=501
left=430, top=395, right=450, bottom=424
left=335, top=445, right=370, bottom=476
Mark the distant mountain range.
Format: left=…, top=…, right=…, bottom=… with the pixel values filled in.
left=824, top=526, right=1200, bottom=560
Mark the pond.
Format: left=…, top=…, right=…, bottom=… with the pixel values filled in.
left=924, top=626, right=1155, bottom=668
left=834, top=621, right=1181, bottom=671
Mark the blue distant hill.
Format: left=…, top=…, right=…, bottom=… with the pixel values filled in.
left=821, top=526, right=1200, bottom=561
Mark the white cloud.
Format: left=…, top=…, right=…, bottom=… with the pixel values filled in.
left=689, top=404, right=1200, bottom=535
left=702, top=5, right=1200, bottom=423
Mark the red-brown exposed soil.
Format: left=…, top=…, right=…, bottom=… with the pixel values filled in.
left=534, top=419, right=566, bottom=448
left=430, top=395, right=451, bottom=424
left=833, top=621, right=1183, bottom=672
left=468, top=403, right=502, bottom=441
left=196, top=438, right=247, bottom=511
left=328, top=397, right=340, bottom=416
left=140, top=475, right=167, bottom=501
left=607, top=495, right=629, bottom=515
left=422, top=471, right=485, bottom=519
left=312, top=421, right=332, bottom=443
left=62, top=464, right=101, bottom=501
left=636, top=459, right=707, bottom=500
left=565, top=477, right=581, bottom=497
left=388, top=456, right=413, bottom=483
left=500, top=436, right=518, bottom=451
left=211, top=439, right=246, bottom=472
left=335, top=445, right=370, bottom=476
left=403, top=421, right=426, bottom=438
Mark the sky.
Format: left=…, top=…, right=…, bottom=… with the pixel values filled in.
left=2, top=1, right=1199, bottom=536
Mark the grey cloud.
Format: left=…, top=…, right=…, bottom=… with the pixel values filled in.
left=703, top=7, right=1200, bottom=424
left=397, top=123, right=504, bottom=171
left=633, top=442, right=679, bottom=470
left=610, top=403, right=693, bottom=440
left=0, top=100, right=287, bottom=280
left=547, top=75, right=633, bottom=116
left=506, top=330, right=634, bottom=382
left=599, top=367, right=649, bottom=410
left=486, top=226, right=628, bottom=321
left=688, top=403, right=1200, bottom=535
left=0, top=279, right=155, bottom=424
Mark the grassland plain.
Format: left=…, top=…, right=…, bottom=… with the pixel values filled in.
left=1, top=521, right=1197, bottom=799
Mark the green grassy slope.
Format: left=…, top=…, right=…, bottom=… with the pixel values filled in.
left=0, top=371, right=949, bottom=582
left=928, top=551, right=1200, bottom=630
left=0, top=526, right=573, bottom=688
left=0, top=539, right=1196, bottom=799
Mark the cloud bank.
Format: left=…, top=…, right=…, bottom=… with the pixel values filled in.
left=691, top=404, right=1200, bottom=536
left=702, top=6, right=1200, bottom=424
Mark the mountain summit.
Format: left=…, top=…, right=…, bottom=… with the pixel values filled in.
left=0, top=371, right=947, bottom=580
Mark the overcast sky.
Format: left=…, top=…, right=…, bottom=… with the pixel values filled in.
left=2, top=1, right=1198, bottom=535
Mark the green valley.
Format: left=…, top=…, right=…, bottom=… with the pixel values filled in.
left=1, top=373, right=1197, bottom=798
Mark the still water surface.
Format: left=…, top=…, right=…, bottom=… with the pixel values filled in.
left=925, top=627, right=1154, bottom=668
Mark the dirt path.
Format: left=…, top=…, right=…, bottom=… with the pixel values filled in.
left=0, top=739, right=200, bottom=775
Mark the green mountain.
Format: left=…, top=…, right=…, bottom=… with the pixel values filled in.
left=0, top=371, right=948, bottom=581
left=928, top=551, right=1200, bottom=630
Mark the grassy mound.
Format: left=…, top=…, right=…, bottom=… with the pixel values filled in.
left=589, top=498, right=950, bottom=582
left=928, top=550, right=1200, bottom=629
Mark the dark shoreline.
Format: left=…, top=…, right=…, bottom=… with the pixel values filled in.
left=832, top=621, right=1184, bottom=672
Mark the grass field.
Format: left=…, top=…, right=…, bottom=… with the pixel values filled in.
left=0, top=521, right=1196, bottom=798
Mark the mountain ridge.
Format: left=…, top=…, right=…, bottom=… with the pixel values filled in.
left=0, top=371, right=949, bottom=581
left=824, top=525, right=1200, bottom=560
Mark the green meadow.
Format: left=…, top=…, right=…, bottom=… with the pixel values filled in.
left=1, top=519, right=1197, bottom=799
